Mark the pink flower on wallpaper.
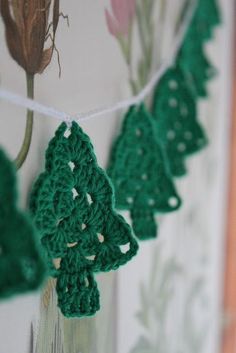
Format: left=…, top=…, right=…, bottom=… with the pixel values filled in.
left=105, top=0, right=136, bottom=37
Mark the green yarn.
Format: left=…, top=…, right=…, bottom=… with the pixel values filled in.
left=177, top=45, right=216, bottom=98
left=152, top=66, right=208, bottom=177
left=190, top=0, right=221, bottom=42
left=30, top=122, right=138, bottom=318
left=108, top=104, right=181, bottom=240
left=177, top=0, right=221, bottom=98
left=151, top=0, right=221, bottom=176
left=0, top=148, right=45, bottom=299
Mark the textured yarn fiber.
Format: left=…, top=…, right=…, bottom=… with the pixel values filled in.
left=0, top=148, right=45, bottom=299
left=152, top=66, right=208, bottom=177
left=177, top=44, right=216, bottom=98
left=177, top=0, right=221, bottom=98
left=108, top=104, right=181, bottom=240
left=189, top=0, right=221, bottom=42
left=30, top=122, right=138, bottom=318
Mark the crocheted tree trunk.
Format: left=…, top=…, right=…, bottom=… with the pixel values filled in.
left=177, top=0, right=221, bottom=98
left=30, top=122, right=138, bottom=318
left=0, top=148, right=45, bottom=299
left=152, top=66, right=208, bottom=177
left=108, top=104, right=181, bottom=240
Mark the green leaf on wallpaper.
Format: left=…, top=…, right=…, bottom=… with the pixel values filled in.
left=130, top=336, right=154, bottom=353
left=148, top=246, right=162, bottom=289
left=152, top=259, right=183, bottom=328
left=183, top=278, right=209, bottom=353
left=136, top=0, right=155, bottom=87
left=130, top=245, right=183, bottom=353
left=136, top=283, right=150, bottom=329
left=131, top=236, right=211, bottom=353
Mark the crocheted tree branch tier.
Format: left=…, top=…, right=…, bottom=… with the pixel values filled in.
left=30, top=122, right=138, bottom=318
left=190, top=0, right=221, bottom=43
left=177, top=45, right=216, bottom=98
left=177, top=0, right=221, bottom=98
left=152, top=66, right=208, bottom=177
left=0, top=148, right=45, bottom=299
left=108, top=104, right=181, bottom=241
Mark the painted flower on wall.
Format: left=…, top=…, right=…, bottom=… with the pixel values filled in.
left=105, top=0, right=136, bottom=38
left=105, top=0, right=137, bottom=92
left=104, top=0, right=156, bottom=93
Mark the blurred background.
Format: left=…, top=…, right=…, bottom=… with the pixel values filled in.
left=0, top=0, right=235, bottom=352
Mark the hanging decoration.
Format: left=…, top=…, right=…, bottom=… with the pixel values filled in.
left=0, top=148, right=46, bottom=299
left=106, top=0, right=182, bottom=240
left=107, top=0, right=221, bottom=240
left=152, top=66, right=208, bottom=177
left=30, top=122, right=138, bottom=317
left=108, top=104, right=181, bottom=240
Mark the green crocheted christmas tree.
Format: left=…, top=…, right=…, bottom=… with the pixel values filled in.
left=152, top=66, right=208, bottom=177
left=177, top=0, right=221, bottom=98
left=0, top=148, right=45, bottom=299
left=30, top=122, right=138, bottom=318
left=108, top=104, right=181, bottom=240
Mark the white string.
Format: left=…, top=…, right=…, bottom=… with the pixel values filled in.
left=0, top=0, right=196, bottom=124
